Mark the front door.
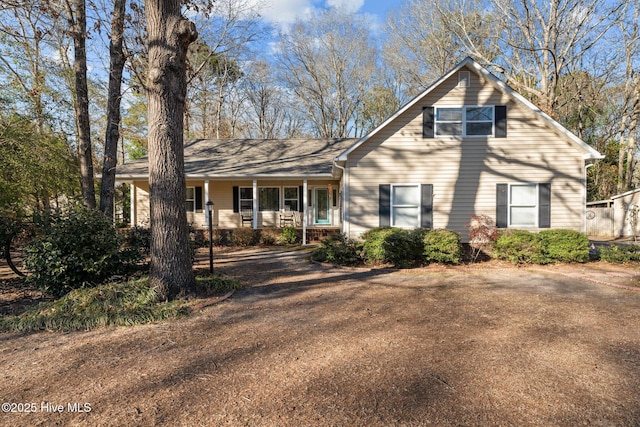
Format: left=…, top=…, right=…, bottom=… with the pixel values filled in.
left=314, top=187, right=331, bottom=225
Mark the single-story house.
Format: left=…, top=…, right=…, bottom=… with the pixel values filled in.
left=116, top=57, right=603, bottom=243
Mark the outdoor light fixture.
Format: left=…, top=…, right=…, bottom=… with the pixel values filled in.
left=206, top=200, right=214, bottom=273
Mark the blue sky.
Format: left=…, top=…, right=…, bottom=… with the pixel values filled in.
left=251, top=0, right=397, bottom=25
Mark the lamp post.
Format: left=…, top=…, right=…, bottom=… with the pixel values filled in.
left=206, top=200, right=214, bottom=274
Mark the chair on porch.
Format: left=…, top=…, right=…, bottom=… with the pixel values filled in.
left=279, top=206, right=296, bottom=227
left=241, top=209, right=253, bottom=227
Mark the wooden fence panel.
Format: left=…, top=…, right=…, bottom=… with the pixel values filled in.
left=586, top=207, right=614, bottom=236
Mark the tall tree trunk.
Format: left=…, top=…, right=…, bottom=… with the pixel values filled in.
left=68, top=0, right=96, bottom=208
left=99, top=0, right=126, bottom=219
left=145, top=0, right=197, bottom=300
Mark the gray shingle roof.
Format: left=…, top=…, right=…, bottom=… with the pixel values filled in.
left=116, top=138, right=357, bottom=179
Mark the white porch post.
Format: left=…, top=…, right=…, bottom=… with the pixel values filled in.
left=252, top=179, right=258, bottom=229
left=303, top=179, right=308, bottom=245
left=204, top=180, right=210, bottom=226
left=129, top=182, right=136, bottom=227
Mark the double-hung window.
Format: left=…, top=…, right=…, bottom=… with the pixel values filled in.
left=283, top=187, right=299, bottom=211
left=186, top=186, right=196, bottom=213
left=509, top=184, right=538, bottom=227
left=435, top=106, right=494, bottom=137
left=239, top=187, right=253, bottom=211
left=391, top=184, right=421, bottom=228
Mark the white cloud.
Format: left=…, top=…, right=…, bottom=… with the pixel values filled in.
left=250, top=0, right=315, bottom=24
left=325, top=0, right=364, bottom=13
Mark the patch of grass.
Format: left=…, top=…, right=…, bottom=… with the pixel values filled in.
left=0, top=278, right=189, bottom=333
left=193, top=275, right=244, bottom=296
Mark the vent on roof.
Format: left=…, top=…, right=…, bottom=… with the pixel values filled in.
left=458, top=71, right=470, bottom=87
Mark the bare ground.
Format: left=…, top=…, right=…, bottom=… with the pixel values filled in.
left=1, top=248, right=640, bottom=426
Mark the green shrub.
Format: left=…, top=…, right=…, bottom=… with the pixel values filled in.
left=23, top=207, right=139, bottom=297
left=311, top=234, right=362, bottom=266
left=121, top=226, right=151, bottom=255
left=423, top=229, right=462, bottom=264
left=538, top=229, right=590, bottom=263
left=229, top=227, right=258, bottom=246
left=493, top=229, right=544, bottom=264
left=361, top=227, right=417, bottom=268
left=278, top=226, right=299, bottom=244
left=599, top=244, right=640, bottom=263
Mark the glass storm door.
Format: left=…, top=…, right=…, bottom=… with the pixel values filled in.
left=314, top=188, right=331, bottom=224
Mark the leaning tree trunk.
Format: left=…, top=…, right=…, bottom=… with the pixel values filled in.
left=145, top=0, right=198, bottom=300
left=99, top=0, right=127, bottom=219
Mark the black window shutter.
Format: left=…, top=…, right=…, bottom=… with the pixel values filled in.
left=421, top=184, right=433, bottom=229
left=298, top=186, right=304, bottom=212
left=538, top=183, right=551, bottom=228
left=423, top=107, right=435, bottom=138
left=232, top=186, right=239, bottom=213
left=379, top=184, right=391, bottom=227
left=495, top=105, right=507, bottom=138
left=496, top=183, right=508, bottom=228
left=195, top=186, right=203, bottom=212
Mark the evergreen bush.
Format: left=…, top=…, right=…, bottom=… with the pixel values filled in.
left=599, top=244, right=640, bottom=263
left=278, top=226, right=299, bottom=244
left=423, top=229, right=462, bottom=264
left=24, top=207, right=140, bottom=297
left=311, top=234, right=361, bottom=266
left=493, top=229, right=544, bottom=264
left=538, top=229, right=590, bottom=263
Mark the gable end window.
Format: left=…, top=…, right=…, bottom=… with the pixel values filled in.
left=423, top=105, right=507, bottom=138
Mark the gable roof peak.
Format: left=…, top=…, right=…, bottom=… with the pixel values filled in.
left=337, top=57, right=603, bottom=161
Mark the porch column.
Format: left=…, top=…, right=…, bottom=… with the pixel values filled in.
left=303, top=179, right=308, bottom=245
left=130, top=182, right=136, bottom=227
left=204, top=180, right=210, bottom=226
left=252, top=179, right=258, bottom=229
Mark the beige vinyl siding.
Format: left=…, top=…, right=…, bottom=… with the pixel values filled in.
left=132, top=179, right=341, bottom=229
left=345, top=66, right=586, bottom=242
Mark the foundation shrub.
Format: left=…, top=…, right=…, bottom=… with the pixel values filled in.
left=361, top=227, right=417, bottom=268
left=599, top=244, right=640, bottom=263
left=311, top=234, right=361, bottom=266
left=423, top=229, right=462, bottom=264
left=230, top=227, right=258, bottom=246
left=278, top=226, right=299, bottom=244
left=538, top=229, right=590, bottom=263
left=259, top=228, right=279, bottom=246
left=493, top=229, right=544, bottom=264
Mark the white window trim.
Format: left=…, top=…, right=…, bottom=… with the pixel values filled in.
left=508, top=183, right=539, bottom=228
left=186, top=186, right=196, bottom=213
left=435, top=105, right=495, bottom=138
left=391, top=183, right=421, bottom=229
left=239, top=186, right=254, bottom=211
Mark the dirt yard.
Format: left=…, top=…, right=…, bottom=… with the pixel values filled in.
left=1, top=247, right=640, bottom=426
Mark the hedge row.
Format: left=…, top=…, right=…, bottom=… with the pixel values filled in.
left=312, top=227, right=640, bottom=267
left=312, top=227, right=462, bottom=268
left=493, top=229, right=590, bottom=264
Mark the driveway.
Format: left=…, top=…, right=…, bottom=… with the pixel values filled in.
left=2, top=247, right=640, bottom=426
